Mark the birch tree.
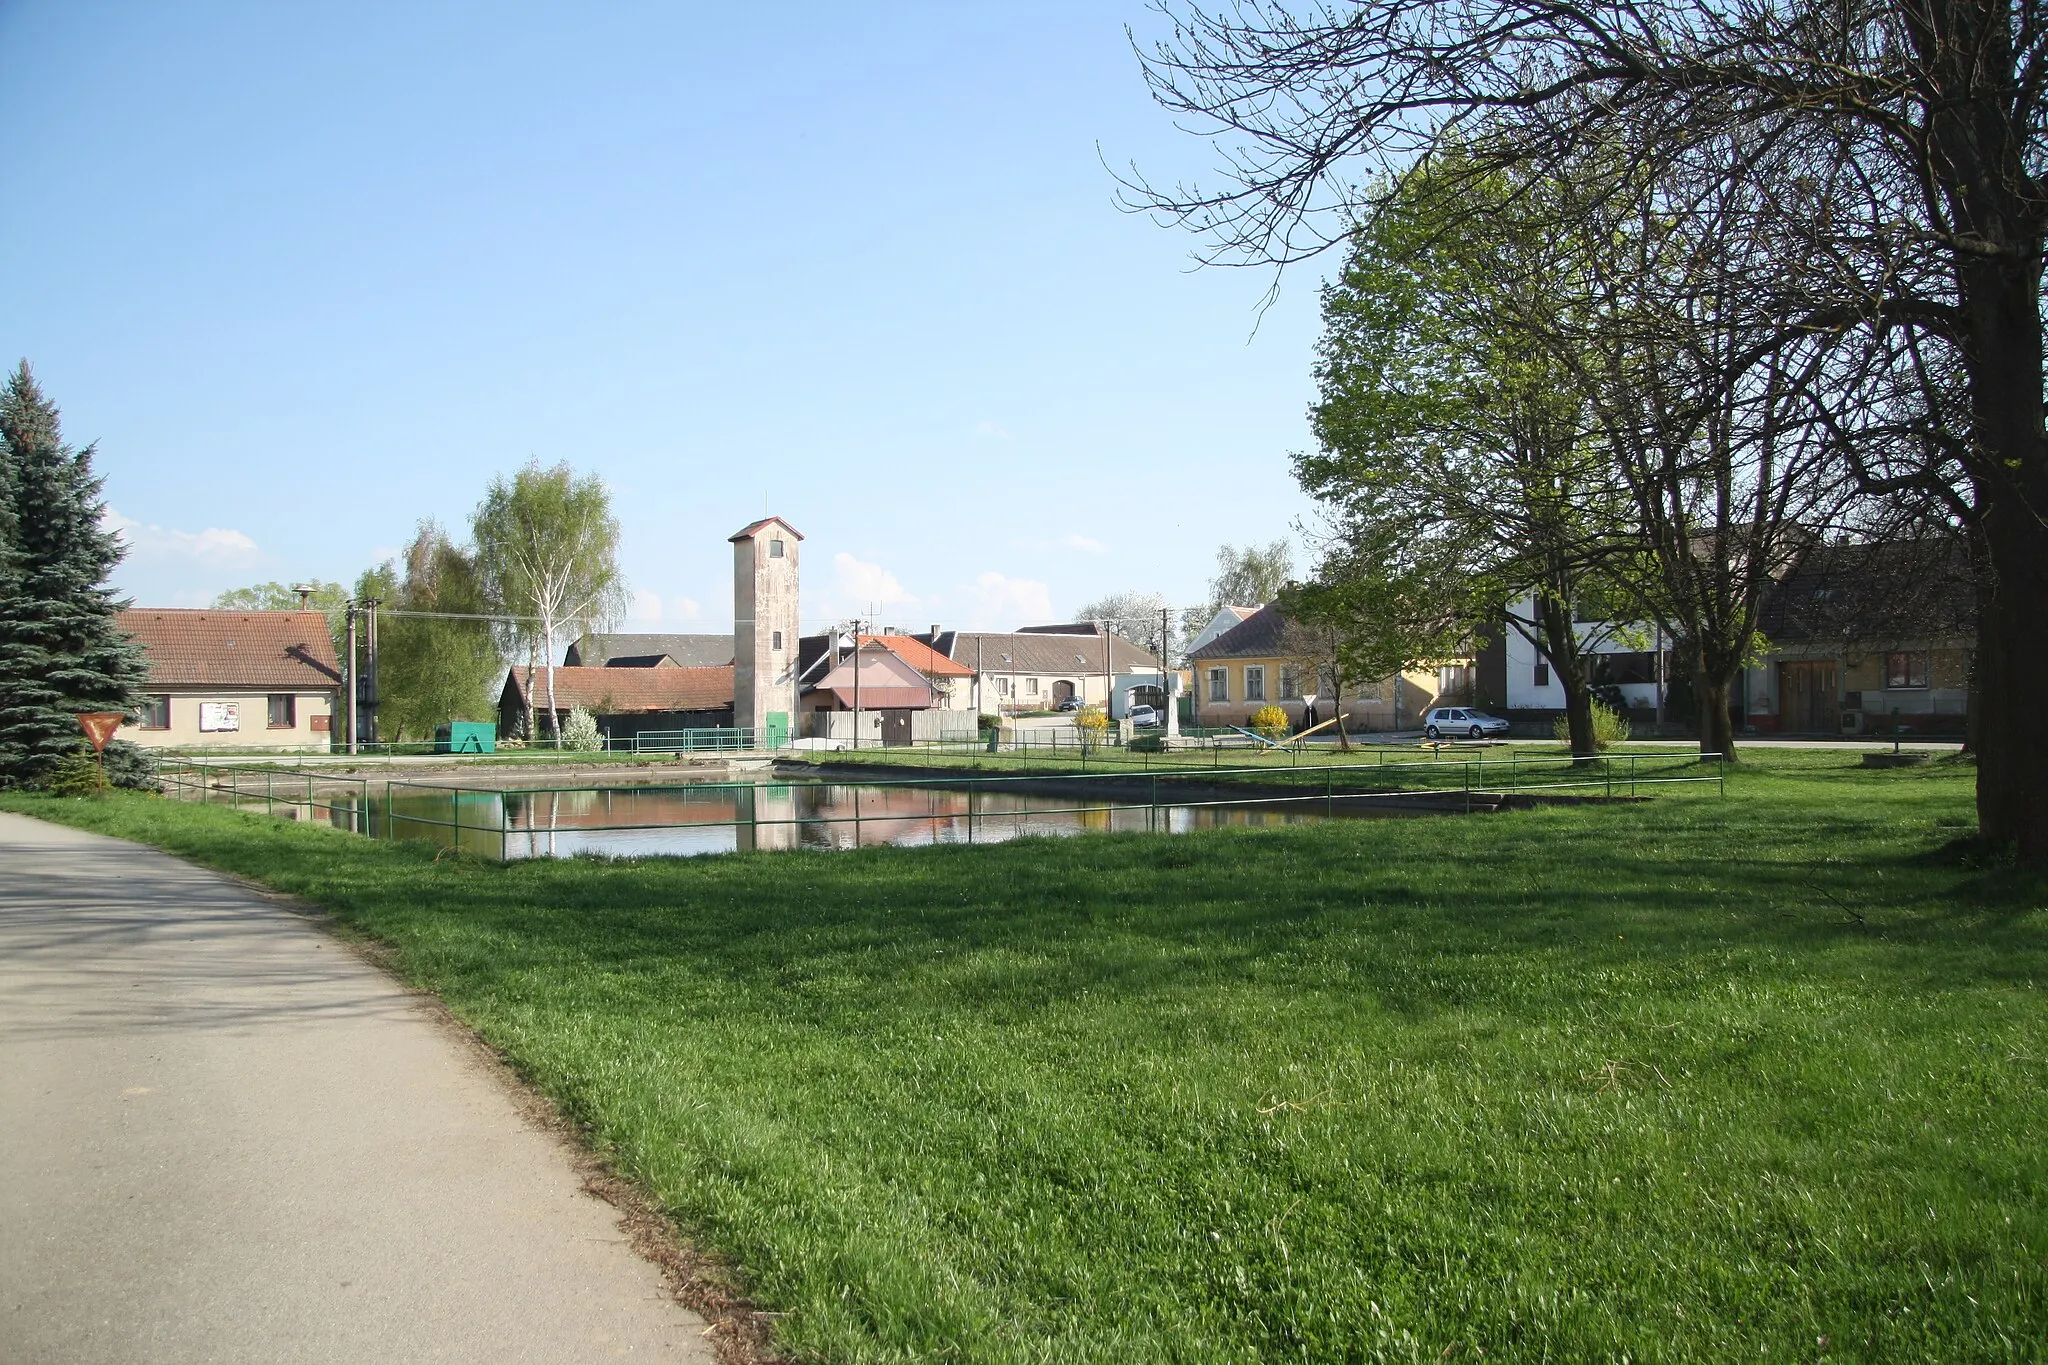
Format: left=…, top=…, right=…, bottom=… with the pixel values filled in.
left=471, top=462, right=625, bottom=747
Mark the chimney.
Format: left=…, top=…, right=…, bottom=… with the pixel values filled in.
left=928, top=623, right=940, bottom=639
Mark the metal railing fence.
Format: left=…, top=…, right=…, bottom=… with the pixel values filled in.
left=626, top=727, right=756, bottom=754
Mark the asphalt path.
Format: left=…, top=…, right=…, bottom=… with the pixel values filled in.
left=0, top=811, right=714, bottom=1364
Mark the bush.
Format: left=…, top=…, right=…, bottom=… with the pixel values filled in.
left=1554, top=700, right=1632, bottom=751
left=1249, top=705, right=1291, bottom=740
left=1129, top=733, right=1166, bottom=753
left=560, top=706, right=603, bottom=752
left=1074, top=705, right=1109, bottom=750
left=38, top=751, right=106, bottom=797
left=102, top=740, right=162, bottom=792
left=977, top=713, right=1001, bottom=732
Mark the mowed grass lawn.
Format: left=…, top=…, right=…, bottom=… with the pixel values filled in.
left=7, top=755, right=2045, bottom=1362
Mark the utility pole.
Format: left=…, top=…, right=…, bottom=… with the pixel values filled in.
left=851, top=620, right=862, bottom=750
left=1100, top=621, right=1111, bottom=717
left=363, top=597, right=382, bottom=748
left=975, top=636, right=983, bottom=716
left=1161, top=605, right=1179, bottom=741
left=345, top=601, right=359, bottom=755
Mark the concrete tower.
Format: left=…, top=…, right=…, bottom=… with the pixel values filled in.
left=730, top=517, right=802, bottom=746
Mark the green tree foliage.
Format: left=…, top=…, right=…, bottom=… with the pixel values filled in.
left=1180, top=541, right=1294, bottom=650
left=0, top=363, right=147, bottom=787
left=1301, top=163, right=1637, bottom=757
left=369, top=523, right=502, bottom=741
left=212, top=579, right=350, bottom=659
left=1279, top=530, right=1474, bottom=746
left=472, top=462, right=624, bottom=746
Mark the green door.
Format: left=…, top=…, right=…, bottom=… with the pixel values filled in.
left=764, top=711, right=789, bottom=748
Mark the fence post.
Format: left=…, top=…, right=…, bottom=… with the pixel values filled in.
left=1326, top=766, right=1333, bottom=817
left=1605, top=758, right=1612, bottom=800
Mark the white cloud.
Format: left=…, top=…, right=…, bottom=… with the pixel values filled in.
left=971, top=420, right=1015, bottom=442
left=627, top=591, right=703, bottom=625
left=830, top=552, right=919, bottom=617
left=1013, top=531, right=1108, bottom=555
left=964, top=571, right=1053, bottom=628
left=102, top=508, right=261, bottom=568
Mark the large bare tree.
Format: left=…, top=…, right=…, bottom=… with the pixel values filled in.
left=1127, top=0, right=2048, bottom=856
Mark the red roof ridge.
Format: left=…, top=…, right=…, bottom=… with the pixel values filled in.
left=728, top=516, right=804, bottom=542
left=860, top=633, right=974, bottom=677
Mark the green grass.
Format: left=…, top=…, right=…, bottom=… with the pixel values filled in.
left=6, top=754, right=2044, bottom=1362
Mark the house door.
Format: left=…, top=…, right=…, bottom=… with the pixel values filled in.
left=764, top=712, right=789, bottom=748
left=880, top=709, right=914, bottom=746
left=1780, top=661, right=1838, bottom=733
left=1052, top=680, right=1075, bottom=706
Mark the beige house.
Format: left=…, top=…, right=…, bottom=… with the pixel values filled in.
left=917, top=626, right=1166, bottom=715
left=1187, top=603, right=1464, bottom=733
left=117, top=609, right=342, bottom=749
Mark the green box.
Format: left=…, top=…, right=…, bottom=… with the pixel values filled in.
left=434, top=722, right=497, bottom=754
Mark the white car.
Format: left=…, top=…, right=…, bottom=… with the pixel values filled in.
left=1127, top=705, right=1163, bottom=728
left=1423, top=707, right=1510, bottom=740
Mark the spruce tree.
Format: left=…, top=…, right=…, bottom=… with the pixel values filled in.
left=0, top=362, right=147, bottom=787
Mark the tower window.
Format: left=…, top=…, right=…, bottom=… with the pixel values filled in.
left=772, top=631, right=783, bottom=651
left=769, top=539, right=785, bottom=558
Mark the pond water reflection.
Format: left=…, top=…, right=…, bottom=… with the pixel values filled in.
left=340, top=780, right=1380, bottom=860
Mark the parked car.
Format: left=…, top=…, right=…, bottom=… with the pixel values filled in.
left=1127, top=705, right=1162, bottom=728
left=1423, top=707, right=1510, bottom=740
left=1056, top=695, right=1084, bottom=712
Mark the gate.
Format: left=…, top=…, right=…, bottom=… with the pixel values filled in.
left=880, top=709, right=913, bottom=746
left=1779, top=661, right=1838, bottom=733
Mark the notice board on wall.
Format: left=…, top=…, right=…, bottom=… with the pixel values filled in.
left=198, top=701, right=241, bottom=732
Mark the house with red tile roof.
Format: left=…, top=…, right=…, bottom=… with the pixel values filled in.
left=116, top=609, right=342, bottom=749
left=497, top=664, right=734, bottom=744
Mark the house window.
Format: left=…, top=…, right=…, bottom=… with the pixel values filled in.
left=1244, top=666, right=1265, bottom=702
left=1207, top=667, right=1229, bottom=702
left=769, top=539, right=785, bottom=558
left=1885, top=651, right=1929, bottom=689
left=1278, top=666, right=1300, bottom=700
left=137, top=695, right=170, bottom=729
left=267, top=694, right=296, bottom=728
left=996, top=677, right=1010, bottom=697
left=772, top=630, right=783, bottom=651
left=1026, top=677, right=1040, bottom=697
left=1533, top=663, right=1551, bottom=688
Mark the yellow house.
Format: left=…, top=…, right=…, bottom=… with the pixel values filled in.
left=1186, top=604, right=1467, bottom=733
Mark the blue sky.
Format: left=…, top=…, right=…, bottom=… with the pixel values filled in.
left=1, top=2, right=1326, bottom=634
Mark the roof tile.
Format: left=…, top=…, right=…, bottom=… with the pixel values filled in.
left=119, top=609, right=342, bottom=689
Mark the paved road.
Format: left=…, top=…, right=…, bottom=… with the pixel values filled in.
left=0, top=812, right=714, bottom=1364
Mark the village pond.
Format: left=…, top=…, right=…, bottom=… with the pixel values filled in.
left=320, top=779, right=1430, bottom=860
left=160, top=752, right=1722, bottom=861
